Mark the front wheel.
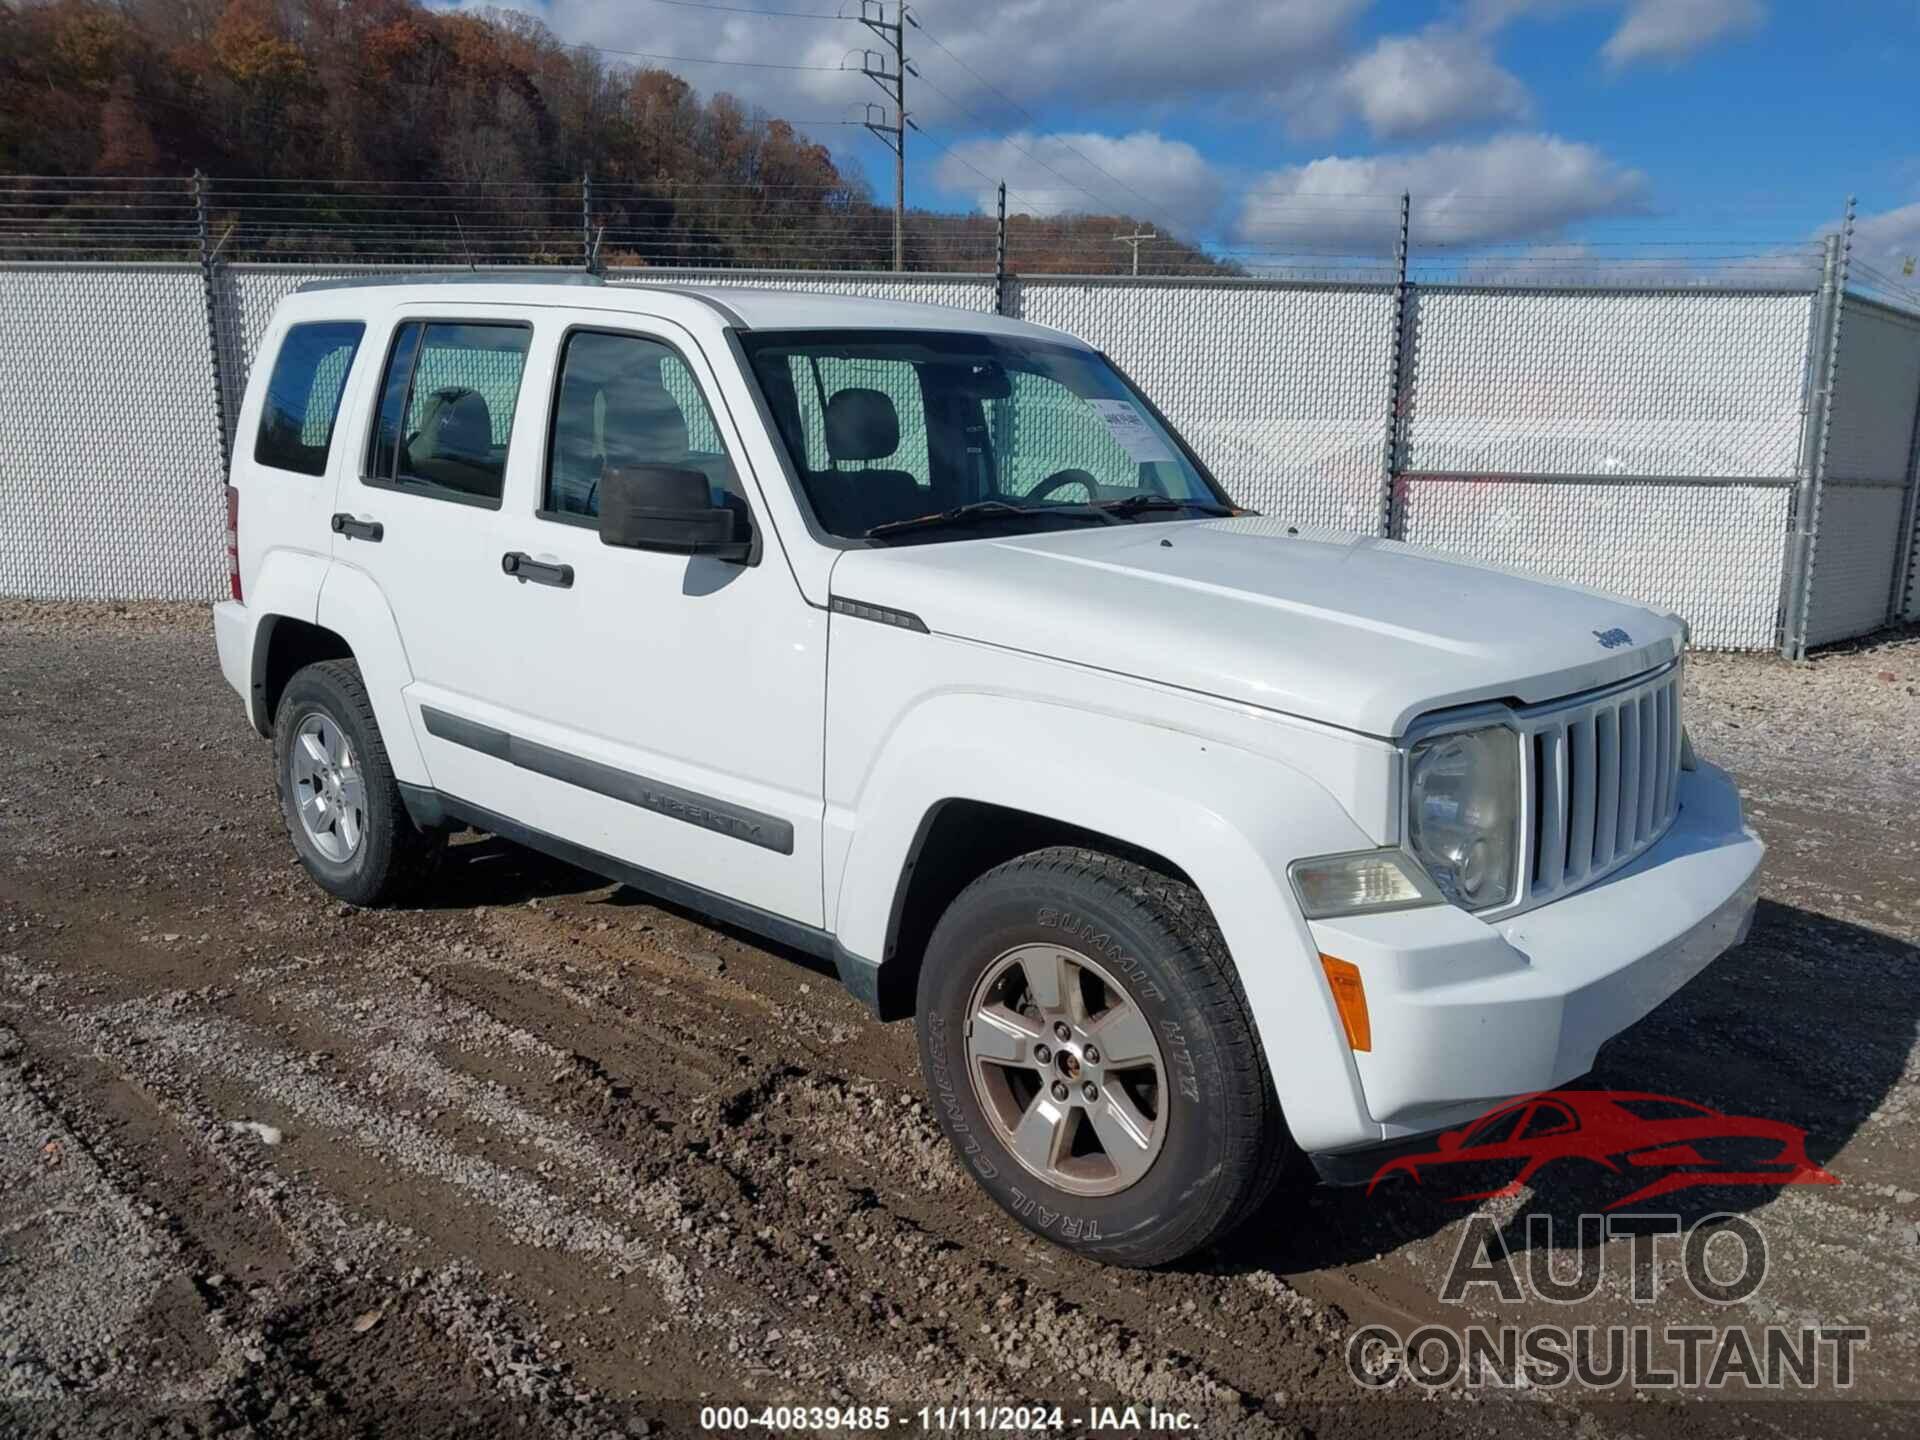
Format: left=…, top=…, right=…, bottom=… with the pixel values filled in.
left=916, top=846, right=1291, bottom=1267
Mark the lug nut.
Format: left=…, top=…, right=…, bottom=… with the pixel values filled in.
left=1053, top=1021, right=1072, bottom=1042
left=1050, top=1081, right=1070, bottom=1102
left=1083, top=1046, right=1100, bottom=1064
left=1082, top=1082, right=1098, bottom=1102
left=1034, top=1043, right=1052, bottom=1064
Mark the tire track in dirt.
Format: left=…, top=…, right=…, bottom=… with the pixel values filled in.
left=13, top=604, right=1918, bottom=1438
left=271, top=931, right=1345, bottom=1422
left=7, top=926, right=1326, bottom=1431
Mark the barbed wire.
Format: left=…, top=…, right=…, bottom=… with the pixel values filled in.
left=0, top=174, right=1900, bottom=302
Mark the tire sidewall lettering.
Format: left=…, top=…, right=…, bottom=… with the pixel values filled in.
left=923, top=1012, right=998, bottom=1180
left=1037, top=903, right=1206, bottom=1105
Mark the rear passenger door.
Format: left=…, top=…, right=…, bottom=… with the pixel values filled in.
left=328, top=307, right=535, bottom=731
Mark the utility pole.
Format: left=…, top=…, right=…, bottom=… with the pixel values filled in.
left=858, top=2, right=915, bottom=270
left=1112, top=227, right=1155, bottom=276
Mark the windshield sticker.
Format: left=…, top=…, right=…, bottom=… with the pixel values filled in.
left=1086, top=399, right=1176, bottom=462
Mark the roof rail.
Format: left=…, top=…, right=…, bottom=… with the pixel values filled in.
left=294, top=271, right=606, bottom=294
left=289, top=270, right=754, bottom=328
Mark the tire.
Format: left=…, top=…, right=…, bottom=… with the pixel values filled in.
left=272, top=660, right=442, bottom=907
left=915, top=846, right=1292, bottom=1267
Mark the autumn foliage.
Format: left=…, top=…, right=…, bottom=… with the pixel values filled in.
left=0, top=0, right=1225, bottom=272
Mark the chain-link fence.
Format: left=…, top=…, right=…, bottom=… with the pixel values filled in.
left=3, top=175, right=1919, bottom=654
left=0, top=174, right=1853, bottom=284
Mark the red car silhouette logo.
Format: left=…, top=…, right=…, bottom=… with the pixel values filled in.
left=1367, top=1090, right=1838, bottom=1209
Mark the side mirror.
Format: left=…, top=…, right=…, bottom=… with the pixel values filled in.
left=598, top=465, right=750, bottom=562
left=1436, top=1129, right=1463, bottom=1152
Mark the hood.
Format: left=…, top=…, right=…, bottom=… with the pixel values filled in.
left=828, top=516, right=1684, bottom=736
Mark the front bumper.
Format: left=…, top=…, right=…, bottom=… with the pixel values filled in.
left=1308, top=760, right=1761, bottom=1149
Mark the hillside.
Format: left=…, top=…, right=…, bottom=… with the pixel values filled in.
left=0, top=0, right=1231, bottom=274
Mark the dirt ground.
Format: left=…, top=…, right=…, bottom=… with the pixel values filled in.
left=1, top=600, right=1916, bottom=1440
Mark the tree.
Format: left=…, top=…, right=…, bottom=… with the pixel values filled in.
left=0, top=0, right=1230, bottom=273
left=208, top=0, right=316, bottom=173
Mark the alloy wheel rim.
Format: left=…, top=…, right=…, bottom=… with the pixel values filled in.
left=963, top=942, right=1169, bottom=1197
left=290, top=712, right=365, bottom=864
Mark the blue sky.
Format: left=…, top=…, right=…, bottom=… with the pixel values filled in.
left=452, top=0, right=1920, bottom=281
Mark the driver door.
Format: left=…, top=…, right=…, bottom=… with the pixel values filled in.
left=439, top=310, right=829, bottom=928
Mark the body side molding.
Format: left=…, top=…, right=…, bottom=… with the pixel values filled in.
left=419, top=706, right=796, bottom=855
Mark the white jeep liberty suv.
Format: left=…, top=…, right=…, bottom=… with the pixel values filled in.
left=214, top=276, right=1763, bottom=1266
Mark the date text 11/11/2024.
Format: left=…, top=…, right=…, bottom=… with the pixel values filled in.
left=697, top=1403, right=1199, bottom=1432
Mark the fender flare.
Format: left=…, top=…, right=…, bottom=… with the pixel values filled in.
left=313, top=564, right=431, bottom=786
left=829, top=691, right=1382, bottom=1152
left=236, top=548, right=330, bottom=734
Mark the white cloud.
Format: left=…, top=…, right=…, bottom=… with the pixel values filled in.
left=906, top=0, right=1362, bottom=110
left=1234, top=133, right=1648, bottom=252
left=1302, top=28, right=1532, bottom=140
left=453, top=0, right=1766, bottom=166
left=1464, top=0, right=1559, bottom=24
left=1456, top=240, right=1816, bottom=288
left=1601, top=0, right=1765, bottom=68
left=935, top=131, right=1225, bottom=234
left=1466, top=1, right=1766, bottom=69
left=1848, top=201, right=1920, bottom=266
left=1815, top=201, right=1920, bottom=299
left=452, top=0, right=1363, bottom=132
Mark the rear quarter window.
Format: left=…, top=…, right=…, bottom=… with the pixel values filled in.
left=253, top=321, right=365, bottom=477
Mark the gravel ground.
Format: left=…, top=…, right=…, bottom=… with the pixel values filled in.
left=1, top=600, right=1916, bottom=1439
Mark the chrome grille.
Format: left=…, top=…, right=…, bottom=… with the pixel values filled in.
left=1518, top=664, right=1682, bottom=909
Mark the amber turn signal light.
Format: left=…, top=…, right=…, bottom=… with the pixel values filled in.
left=1319, top=954, right=1371, bottom=1053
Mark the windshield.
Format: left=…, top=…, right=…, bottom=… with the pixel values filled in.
left=736, top=329, right=1234, bottom=544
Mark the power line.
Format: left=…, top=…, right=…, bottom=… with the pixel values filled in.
left=568, top=41, right=846, bottom=71
left=908, top=71, right=1116, bottom=216
left=909, top=19, right=1171, bottom=222
left=909, top=128, right=1045, bottom=208
left=641, top=0, right=842, bottom=16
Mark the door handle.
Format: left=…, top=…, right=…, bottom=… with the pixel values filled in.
left=502, top=551, right=574, bottom=589
left=330, top=513, right=384, bottom=542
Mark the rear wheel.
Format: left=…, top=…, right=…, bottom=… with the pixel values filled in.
left=273, top=660, right=442, bottom=906
left=916, top=846, right=1290, bottom=1267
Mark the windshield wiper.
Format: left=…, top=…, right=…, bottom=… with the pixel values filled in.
left=1094, top=494, right=1234, bottom=520
left=865, top=499, right=1114, bottom=540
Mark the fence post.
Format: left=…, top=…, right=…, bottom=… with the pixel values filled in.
left=1781, top=199, right=1854, bottom=659
left=1377, top=191, right=1411, bottom=539
left=192, top=171, right=232, bottom=475
left=994, top=180, right=1008, bottom=316
left=1888, top=363, right=1920, bottom=626
left=581, top=171, right=593, bottom=272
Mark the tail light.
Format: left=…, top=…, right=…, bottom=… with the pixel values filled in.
left=225, top=485, right=243, bottom=601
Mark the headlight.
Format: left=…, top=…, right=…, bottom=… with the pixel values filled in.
left=1406, top=725, right=1521, bottom=911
